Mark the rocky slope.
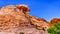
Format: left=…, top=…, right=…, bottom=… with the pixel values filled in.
left=0, top=4, right=60, bottom=34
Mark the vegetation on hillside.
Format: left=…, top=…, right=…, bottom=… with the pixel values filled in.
left=48, top=22, right=60, bottom=34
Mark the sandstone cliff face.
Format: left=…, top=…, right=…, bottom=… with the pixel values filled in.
left=0, top=5, right=30, bottom=32
left=29, top=16, right=50, bottom=30
left=0, top=4, right=59, bottom=34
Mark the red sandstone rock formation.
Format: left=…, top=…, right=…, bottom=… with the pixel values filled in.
left=0, top=5, right=30, bottom=32
left=0, top=4, right=53, bottom=34
left=50, top=18, right=60, bottom=27
left=29, top=16, right=50, bottom=31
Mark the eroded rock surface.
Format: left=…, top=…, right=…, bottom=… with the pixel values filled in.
left=0, top=4, right=50, bottom=34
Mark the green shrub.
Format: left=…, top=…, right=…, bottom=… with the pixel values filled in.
left=47, top=22, right=60, bottom=34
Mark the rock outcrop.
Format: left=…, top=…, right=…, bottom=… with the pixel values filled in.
left=50, top=18, right=60, bottom=27
left=0, top=4, right=59, bottom=34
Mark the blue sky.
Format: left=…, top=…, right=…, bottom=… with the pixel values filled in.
left=0, top=0, right=60, bottom=21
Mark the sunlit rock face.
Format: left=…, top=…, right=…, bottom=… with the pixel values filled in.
left=0, top=5, right=30, bottom=32
left=50, top=18, right=60, bottom=24
left=50, top=18, right=60, bottom=27
left=0, top=4, right=49, bottom=34
left=29, top=16, right=50, bottom=32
